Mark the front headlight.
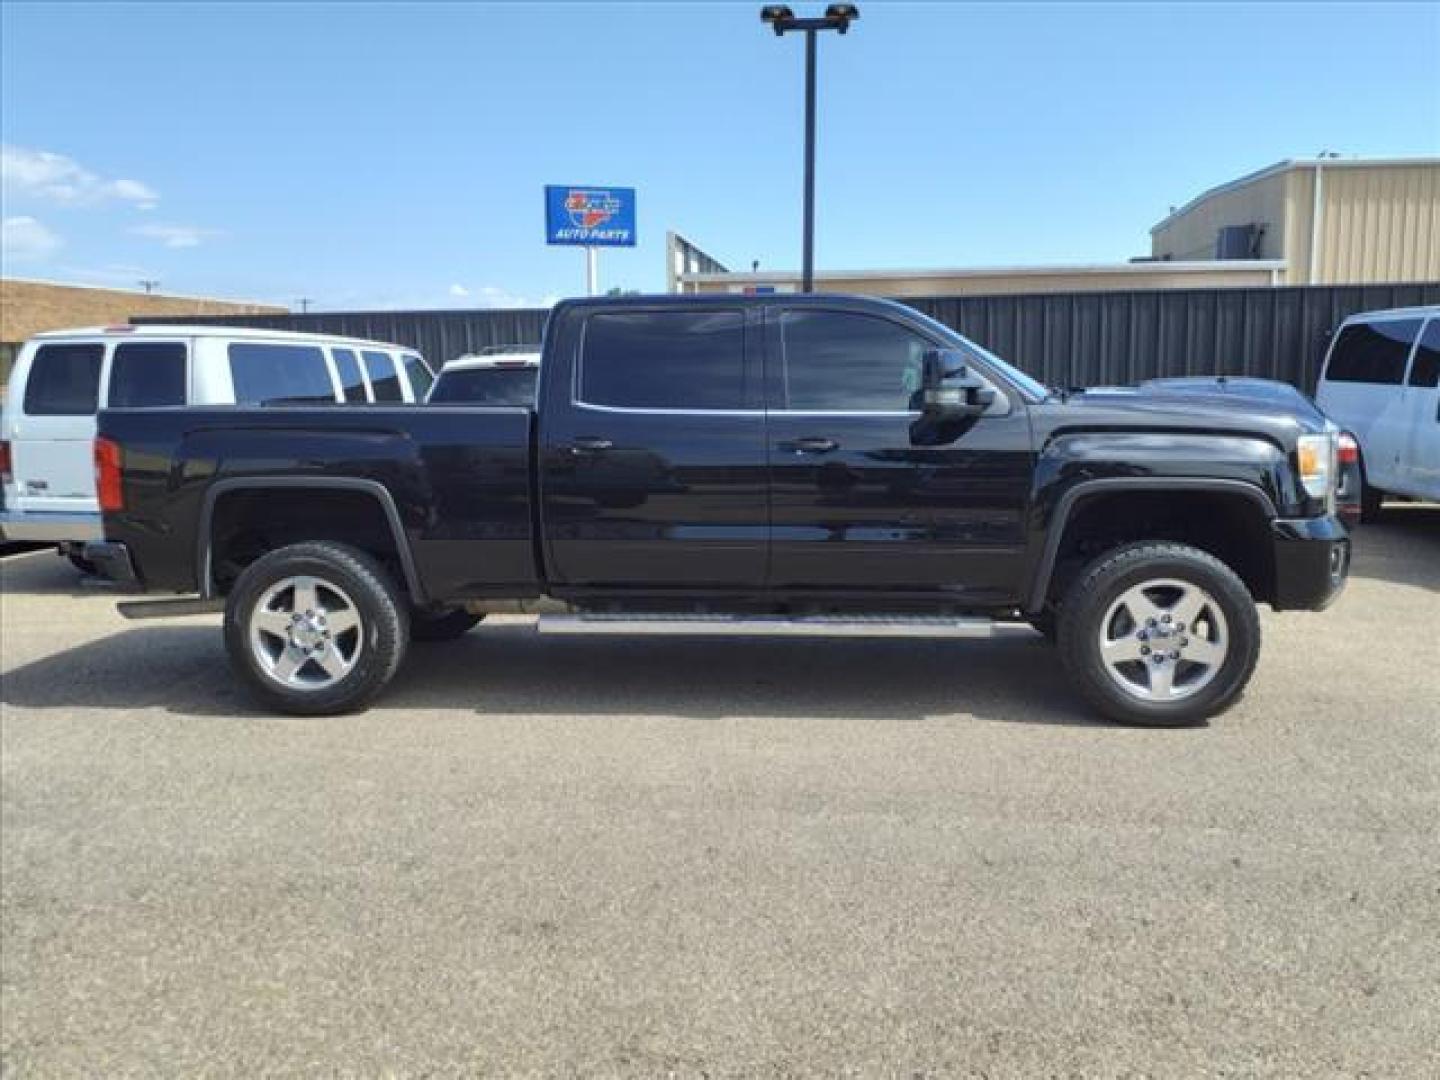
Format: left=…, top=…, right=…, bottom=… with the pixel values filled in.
left=1296, top=432, right=1337, bottom=504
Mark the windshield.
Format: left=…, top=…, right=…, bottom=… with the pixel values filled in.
left=904, top=308, right=1050, bottom=402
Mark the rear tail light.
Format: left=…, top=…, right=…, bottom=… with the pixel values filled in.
left=1337, top=432, right=1359, bottom=465
left=0, top=439, right=11, bottom=485
left=94, top=437, right=124, bottom=512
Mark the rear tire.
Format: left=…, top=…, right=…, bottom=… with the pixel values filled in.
left=223, top=542, right=409, bottom=715
left=1057, top=542, right=1260, bottom=727
left=410, top=607, right=484, bottom=642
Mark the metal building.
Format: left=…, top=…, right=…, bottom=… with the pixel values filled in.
left=1150, top=157, right=1440, bottom=285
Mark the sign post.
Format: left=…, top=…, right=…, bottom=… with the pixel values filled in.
left=545, top=186, right=637, bottom=296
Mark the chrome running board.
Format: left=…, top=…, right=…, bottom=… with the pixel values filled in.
left=537, top=613, right=1032, bottom=639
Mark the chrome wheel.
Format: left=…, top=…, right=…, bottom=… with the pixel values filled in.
left=1098, top=578, right=1228, bottom=703
left=248, top=575, right=363, bottom=691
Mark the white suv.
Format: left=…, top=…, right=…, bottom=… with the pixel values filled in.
left=0, top=324, right=434, bottom=560
left=427, top=346, right=541, bottom=406
left=1315, top=306, right=1439, bottom=520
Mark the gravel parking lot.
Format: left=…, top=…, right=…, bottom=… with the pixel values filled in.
left=3, top=510, right=1437, bottom=1077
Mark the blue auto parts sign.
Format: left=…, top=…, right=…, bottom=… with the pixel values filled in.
left=545, top=185, right=637, bottom=247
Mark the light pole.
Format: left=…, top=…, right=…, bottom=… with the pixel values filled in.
left=760, top=4, right=858, bottom=293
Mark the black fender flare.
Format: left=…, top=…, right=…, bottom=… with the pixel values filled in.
left=197, top=477, right=425, bottom=603
left=1024, top=477, right=1278, bottom=613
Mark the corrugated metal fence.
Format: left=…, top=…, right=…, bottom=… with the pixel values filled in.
left=138, top=281, right=1439, bottom=392
left=906, top=282, right=1440, bottom=392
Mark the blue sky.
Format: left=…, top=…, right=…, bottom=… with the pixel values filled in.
left=2, top=1, right=1436, bottom=310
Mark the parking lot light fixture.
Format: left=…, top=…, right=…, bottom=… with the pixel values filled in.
left=760, top=3, right=859, bottom=292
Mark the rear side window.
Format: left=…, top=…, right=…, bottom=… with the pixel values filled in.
left=1407, top=320, right=1439, bottom=388
left=228, top=343, right=336, bottom=405
left=780, top=310, right=930, bottom=411
left=108, top=342, right=187, bottom=407
left=402, top=353, right=434, bottom=399
left=331, top=347, right=368, bottom=403
left=580, top=310, right=745, bottom=410
left=23, top=343, right=104, bottom=416
left=1325, top=320, right=1421, bottom=385
left=430, top=366, right=537, bottom=406
left=363, top=350, right=403, bottom=402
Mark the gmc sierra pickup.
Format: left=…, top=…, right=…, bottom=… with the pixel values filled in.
left=89, top=295, right=1350, bottom=725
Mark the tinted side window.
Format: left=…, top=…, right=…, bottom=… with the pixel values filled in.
left=228, top=343, right=336, bottom=405
left=331, top=348, right=368, bottom=402
left=580, top=310, right=745, bottom=409
left=1325, top=320, right=1421, bottom=385
left=108, top=342, right=187, bottom=407
left=1407, top=320, right=1439, bottom=388
left=23, top=343, right=104, bottom=416
left=780, top=310, right=930, bottom=411
left=402, top=354, right=434, bottom=399
left=363, top=350, right=403, bottom=402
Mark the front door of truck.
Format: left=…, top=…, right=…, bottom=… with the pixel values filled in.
left=763, top=306, right=1033, bottom=604
left=539, top=305, right=768, bottom=590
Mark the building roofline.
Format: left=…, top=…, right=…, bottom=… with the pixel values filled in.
left=1, top=275, right=285, bottom=310
left=1149, top=156, right=1440, bottom=235
left=677, top=259, right=1286, bottom=284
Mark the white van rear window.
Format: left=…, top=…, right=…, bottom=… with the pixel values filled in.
left=24, top=343, right=104, bottom=416
left=1326, top=320, right=1421, bottom=385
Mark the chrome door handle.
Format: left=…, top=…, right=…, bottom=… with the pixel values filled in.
left=785, top=436, right=839, bottom=454
left=569, top=436, right=613, bottom=454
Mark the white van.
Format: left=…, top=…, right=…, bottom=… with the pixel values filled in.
left=1315, top=306, right=1439, bottom=520
left=0, top=325, right=434, bottom=558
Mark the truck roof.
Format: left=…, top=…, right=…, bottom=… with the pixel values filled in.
left=553, top=291, right=918, bottom=313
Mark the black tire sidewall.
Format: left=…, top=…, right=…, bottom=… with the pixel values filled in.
left=1059, top=544, right=1261, bottom=727
left=223, top=543, right=409, bottom=715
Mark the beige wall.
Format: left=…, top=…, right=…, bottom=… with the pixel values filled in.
left=1151, top=171, right=1289, bottom=266
left=1, top=278, right=285, bottom=343
left=1154, top=162, right=1440, bottom=285
left=1313, top=164, right=1439, bottom=284
left=683, top=265, right=1279, bottom=297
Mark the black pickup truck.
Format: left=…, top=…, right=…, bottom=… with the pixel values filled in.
left=90, top=295, right=1350, bottom=725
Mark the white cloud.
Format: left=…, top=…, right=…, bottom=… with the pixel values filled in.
left=459, top=285, right=553, bottom=309
left=2, top=216, right=63, bottom=262
left=449, top=283, right=470, bottom=297
left=1, top=144, right=159, bottom=208
left=130, top=223, right=219, bottom=249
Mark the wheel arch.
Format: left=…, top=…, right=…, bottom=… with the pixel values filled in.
left=198, top=478, right=425, bottom=604
left=1026, top=478, right=1278, bottom=614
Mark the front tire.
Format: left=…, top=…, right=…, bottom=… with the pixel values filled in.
left=223, top=542, right=409, bottom=715
left=1057, top=542, right=1261, bottom=727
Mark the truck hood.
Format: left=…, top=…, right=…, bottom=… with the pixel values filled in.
left=1041, top=385, right=1326, bottom=446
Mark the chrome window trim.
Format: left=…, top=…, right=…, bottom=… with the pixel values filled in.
left=572, top=401, right=763, bottom=418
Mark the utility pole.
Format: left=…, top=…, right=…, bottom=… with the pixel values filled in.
left=760, top=4, right=858, bottom=293
left=296, top=298, right=313, bottom=313
left=138, top=279, right=160, bottom=294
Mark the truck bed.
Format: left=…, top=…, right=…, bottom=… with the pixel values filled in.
left=99, top=405, right=538, bottom=599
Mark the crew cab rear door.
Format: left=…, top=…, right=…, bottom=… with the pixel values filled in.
left=762, top=304, right=1033, bottom=603
left=537, top=304, right=768, bottom=590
